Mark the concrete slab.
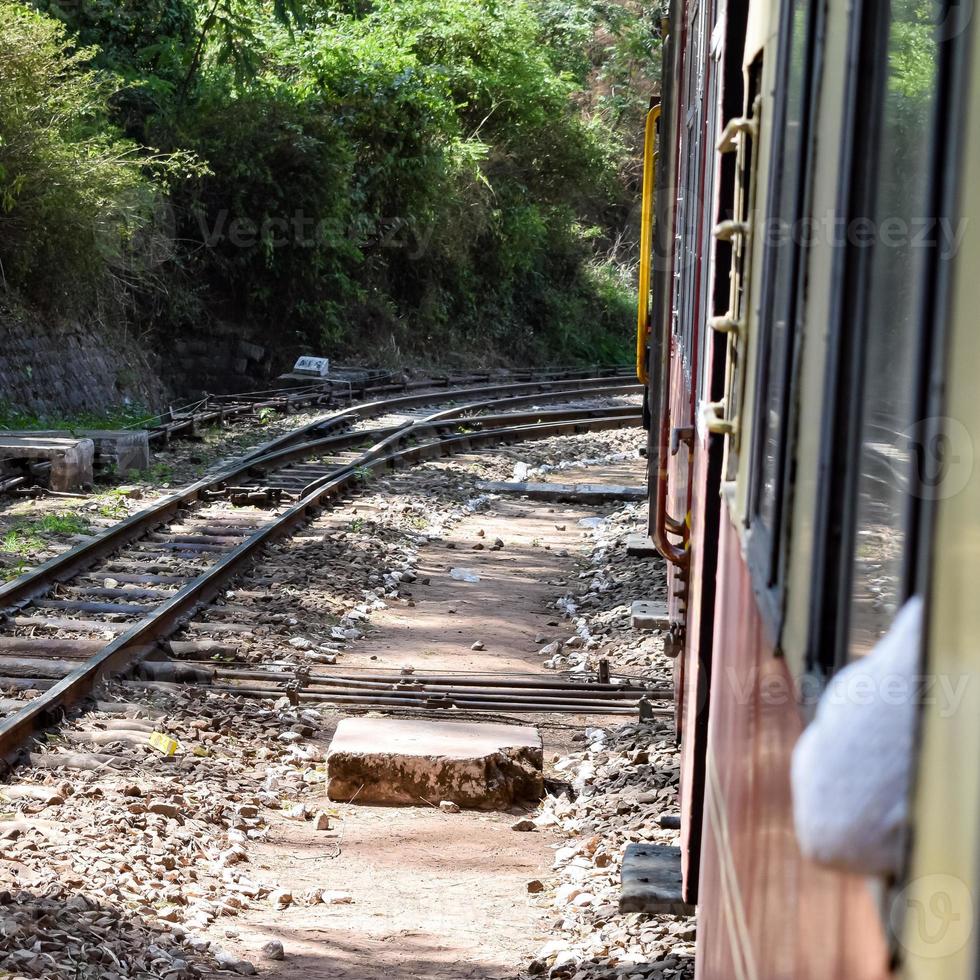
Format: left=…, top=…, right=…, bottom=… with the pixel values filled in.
left=86, top=429, right=151, bottom=475
left=626, top=532, right=660, bottom=557
left=619, top=843, right=694, bottom=914
left=1, top=429, right=149, bottom=475
left=475, top=480, right=646, bottom=503
left=327, top=718, right=544, bottom=810
left=631, top=599, right=670, bottom=631
left=0, top=436, right=95, bottom=491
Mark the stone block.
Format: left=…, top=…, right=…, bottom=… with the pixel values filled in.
left=327, top=718, right=543, bottom=810
left=631, top=599, right=670, bottom=631
left=0, top=435, right=95, bottom=491
left=625, top=532, right=660, bottom=557
left=619, top=843, right=694, bottom=915
left=82, top=430, right=150, bottom=475
left=3, top=429, right=150, bottom=475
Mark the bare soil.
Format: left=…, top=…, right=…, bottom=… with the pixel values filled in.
left=205, top=480, right=645, bottom=979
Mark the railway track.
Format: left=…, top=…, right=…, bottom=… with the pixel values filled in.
left=138, top=364, right=633, bottom=446
left=0, top=377, right=660, bottom=765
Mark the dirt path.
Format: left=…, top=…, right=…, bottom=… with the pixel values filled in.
left=346, top=497, right=597, bottom=674
left=209, top=489, right=640, bottom=979
left=231, top=808, right=552, bottom=979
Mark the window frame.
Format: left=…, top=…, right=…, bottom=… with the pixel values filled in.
left=807, top=0, right=959, bottom=678
left=743, top=0, right=823, bottom=639
left=674, top=0, right=709, bottom=370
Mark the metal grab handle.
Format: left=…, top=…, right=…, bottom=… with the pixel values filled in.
left=704, top=96, right=762, bottom=451
left=702, top=400, right=737, bottom=437
left=649, top=103, right=689, bottom=569
left=717, top=114, right=758, bottom=154
left=636, top=105, right=661, bottom=385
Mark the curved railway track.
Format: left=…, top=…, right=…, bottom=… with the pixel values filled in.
left=140, top=364, right=634, bottom=446
left=0, top=376, right=661, bottom=764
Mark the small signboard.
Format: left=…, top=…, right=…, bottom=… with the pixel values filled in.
left=292, top=356, right=330, bottom=378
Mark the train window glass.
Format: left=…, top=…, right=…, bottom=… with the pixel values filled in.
left=844, top=0, right=940, bottom=658
left=676, top=0, right=707, bottom=360
left=755, top=0, right=811, bottom=534
left=744, top=0, right=819, bottom=625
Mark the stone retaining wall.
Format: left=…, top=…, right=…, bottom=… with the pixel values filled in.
left=162, top=321, right=278, bottom=399
left=0, top=308, right=168, bottom=417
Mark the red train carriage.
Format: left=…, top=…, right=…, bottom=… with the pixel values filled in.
left=636, top=0, right=980, bottom=977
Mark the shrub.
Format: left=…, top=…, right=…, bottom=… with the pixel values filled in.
left=4, top=0, right=657, bottom=371
left=0, top=2, right=173, bottom=304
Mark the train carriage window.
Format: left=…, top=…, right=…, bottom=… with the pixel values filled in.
left=843, top=0, right=941, bottom=659
left=754, top=0, right=812, bottom=530
left=746, top=0, right=819, bottom=609
left=675, top=0, right=708, bottom=361
left=811, top=0, right=954, bottom=675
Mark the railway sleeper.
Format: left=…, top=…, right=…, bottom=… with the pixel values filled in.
left=32, top=598, right=151, bottom=615
left=0, top=636, right=106, bottom=657
left=6, top=615, right=130, bottom=634
left=167, top=639, right=241, bottom=658
left=131, top=540, right=230, bottom=555
left=0, top=656, right=81, bottom=679
left=149, top=532, right=248, bottom=547
left=62, top=586, right=176, bottom=602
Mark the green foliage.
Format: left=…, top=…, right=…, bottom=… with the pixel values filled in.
left=2, top=0, right=657, bottom=369
left=0, top=560, right=29, bottom=583
left=0, top=400, right=151, bottom=431
left=135, top=462, right=176, bottom=483
left=93, top=488, right=134, bottom=519
left=1, top=512, right=92, bottom=558
left=0, top=2, right=201, bottom=305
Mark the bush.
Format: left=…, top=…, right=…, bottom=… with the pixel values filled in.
left=0, top=2, right=175, bottom=304
left=5, top=0, right=657, bottom=370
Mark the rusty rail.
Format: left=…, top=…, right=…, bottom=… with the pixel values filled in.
left=0, top=387, right=642, bottom=760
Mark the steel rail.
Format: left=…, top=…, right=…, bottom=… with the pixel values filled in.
left=0, top=407, right=641, bottom=760
left=205, top=686, right=659, bottom=715
left=242, top=375, right=641, bottom=461
left=210, top=667, right=663, bottom=693
left=139, top=365, right=630, bottom=444
left=157, top=664, right=671, bottom=701
left=0, top=379, right=637, bottom=613
left=239, top=401, right=641, bottom=492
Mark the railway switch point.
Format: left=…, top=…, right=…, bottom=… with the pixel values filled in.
left=326, top=717, right=544, bottom=810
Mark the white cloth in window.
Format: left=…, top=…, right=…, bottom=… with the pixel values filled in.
left=791, top=596, right=923, bottom=876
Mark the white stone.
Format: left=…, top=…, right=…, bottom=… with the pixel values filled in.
left=326, top=718, right=543, bottom=810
